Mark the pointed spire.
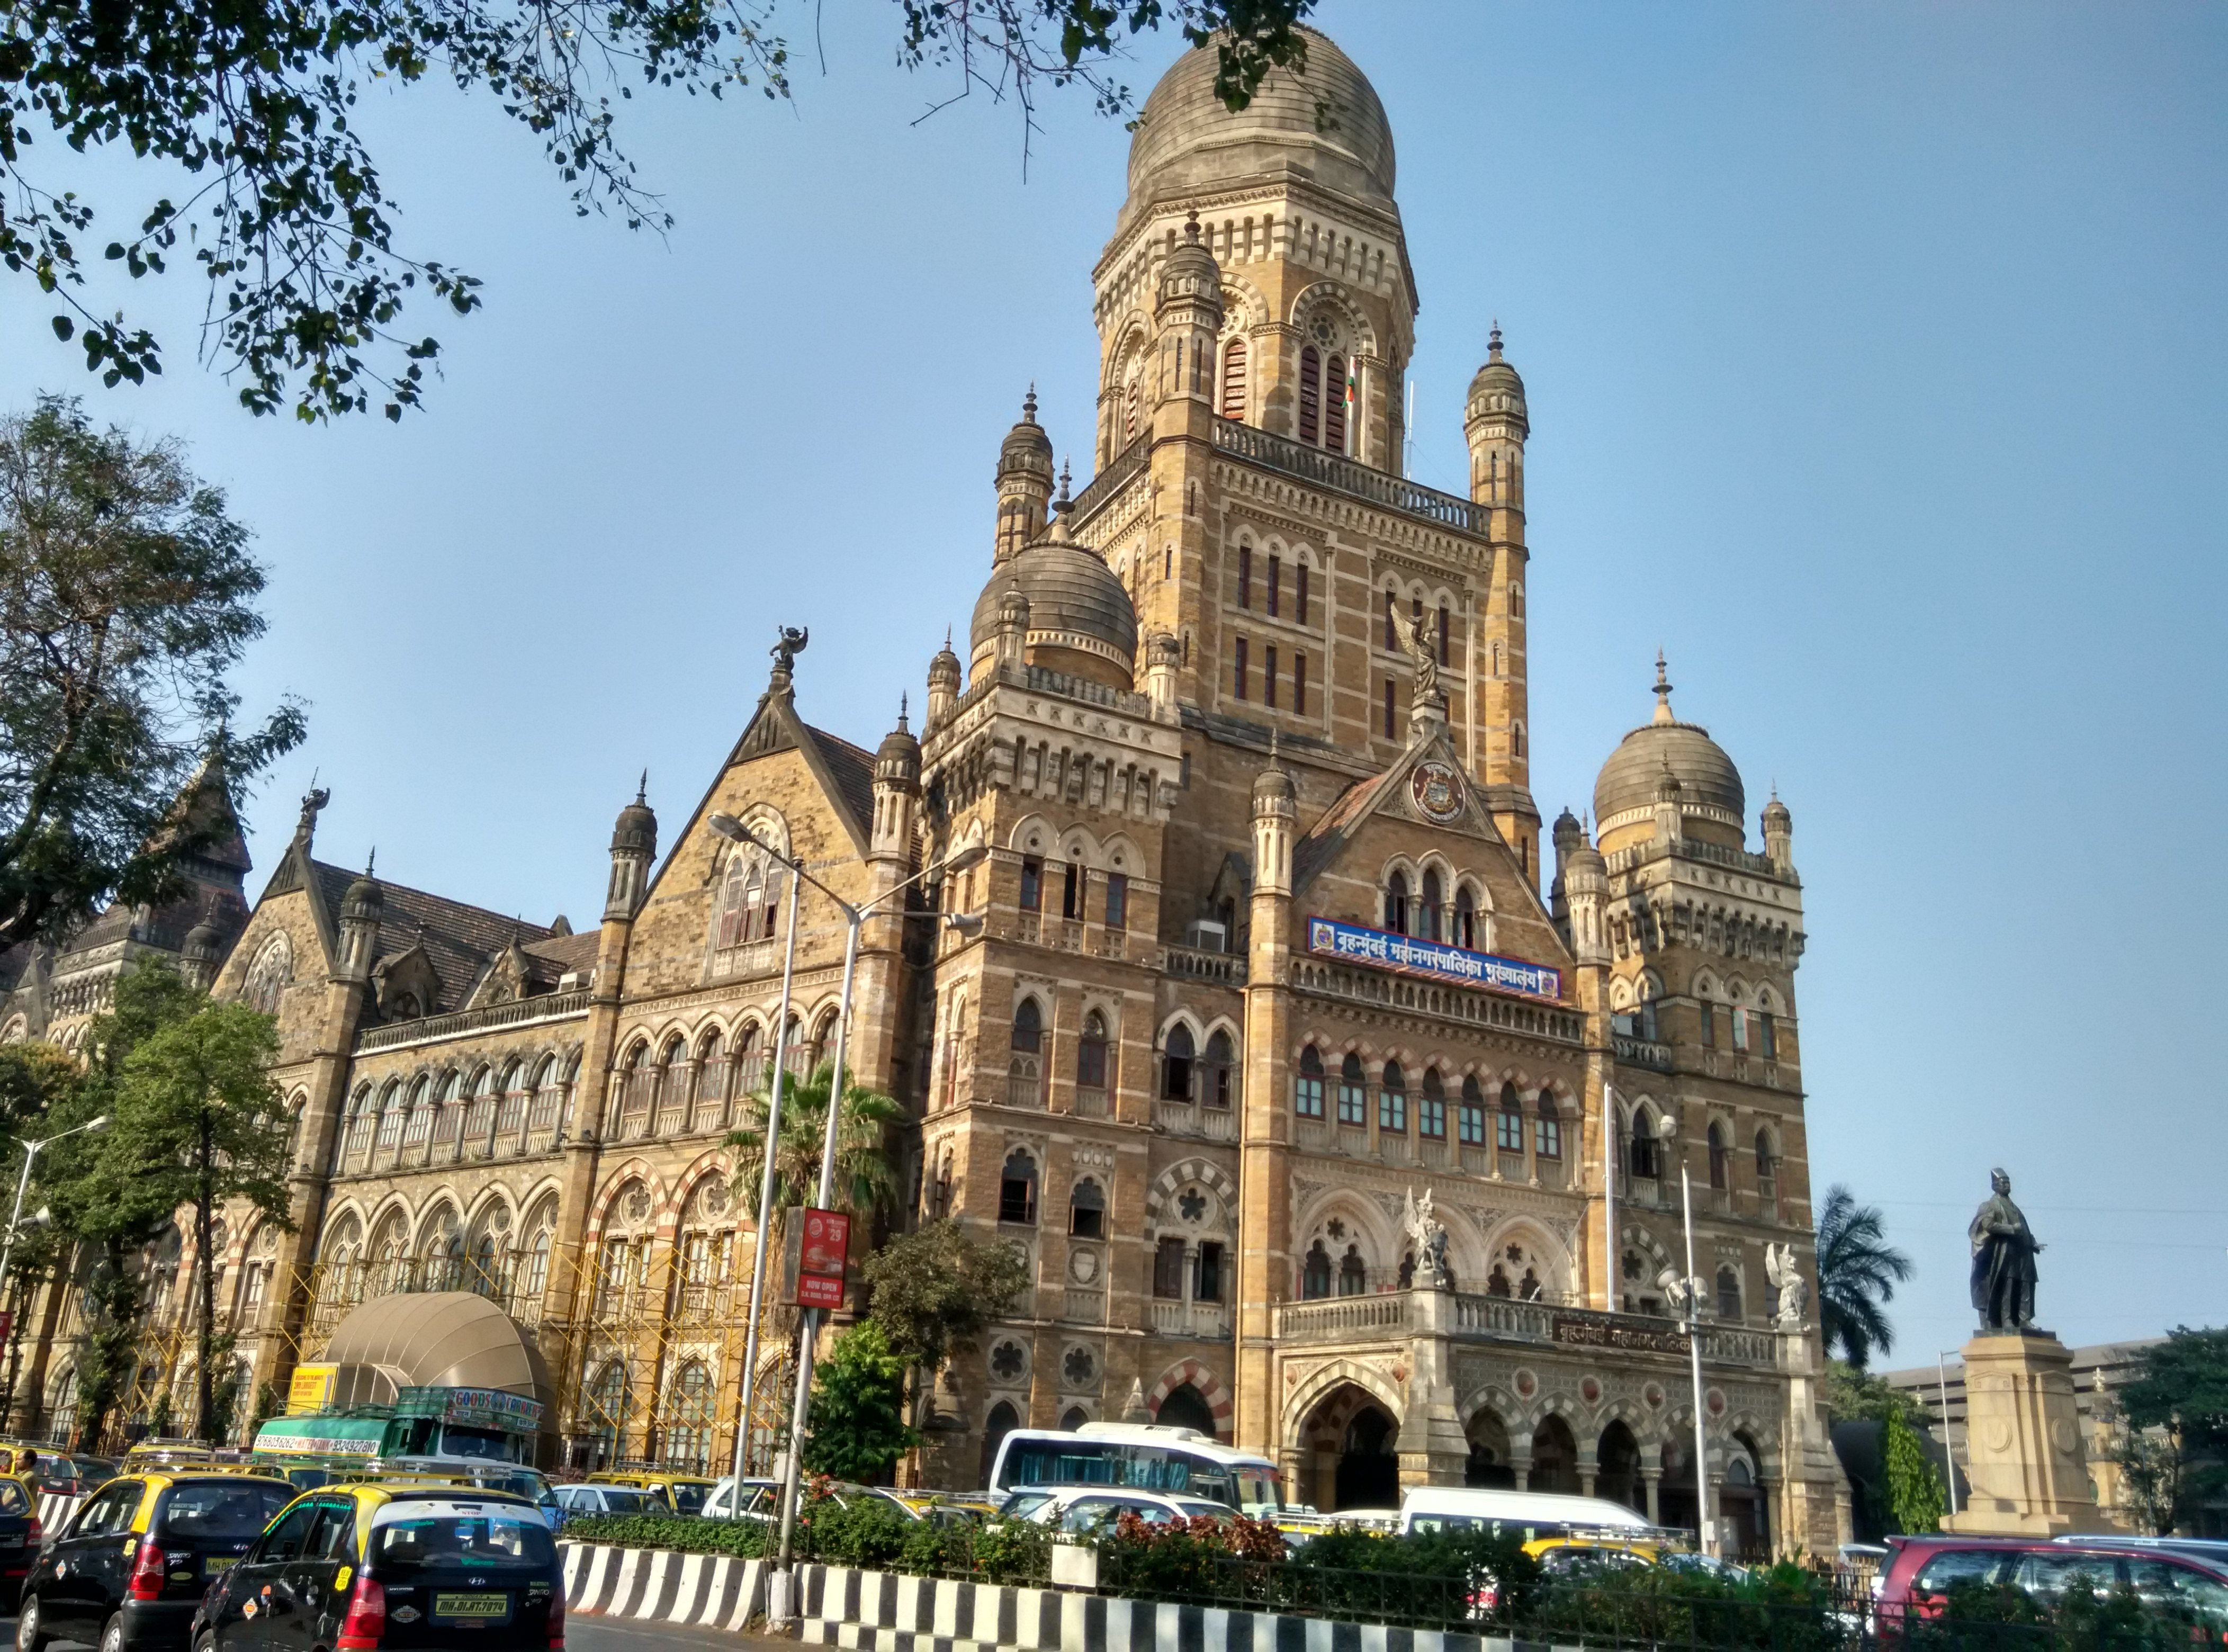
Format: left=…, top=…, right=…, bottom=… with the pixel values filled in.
left=1489, top=320, right=1504, bottom=361
left=1056, top=459, right=1073, bottom=508
left=636, top=769, right=648, bottom=805
left=898, top=692, right=910, bottom=733
left=1022, top=383, right=1037, bottom=423
left=365, top=848, right=376, bottom=880
left=1651, top=651, right=1675, bottom=725
left=1184, top=210, right=1201, bottom=243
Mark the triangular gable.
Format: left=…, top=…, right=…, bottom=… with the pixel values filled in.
left=256, top=836, right=339, bottom=967
left=1290, top=718, right=1563, bottom=933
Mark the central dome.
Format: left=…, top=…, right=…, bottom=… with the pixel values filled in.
left=1125, top=29, right=1396, bottom=219
left=969, top=520, right=1139, bottom=691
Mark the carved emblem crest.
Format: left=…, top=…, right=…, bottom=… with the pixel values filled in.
left=1411, top=761, right=1464, bottom=824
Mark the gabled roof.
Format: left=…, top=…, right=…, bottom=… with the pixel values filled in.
left=522, top=929, right=600, bottom=983
left=310, top=860, right=554, bottom=1017
left=719, top=682, right=875, bottom=852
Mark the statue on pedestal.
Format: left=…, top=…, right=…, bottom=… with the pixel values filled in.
left=1969, top=1167, right=2043, bottom=1333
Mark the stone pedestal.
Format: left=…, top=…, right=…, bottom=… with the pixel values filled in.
left=1943, top=1331, right=2113, bottom=1537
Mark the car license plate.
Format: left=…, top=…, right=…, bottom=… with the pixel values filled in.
left=204, top=1557, right=236, bottom=1574
left=435, top=1593, right=510, bottom=1621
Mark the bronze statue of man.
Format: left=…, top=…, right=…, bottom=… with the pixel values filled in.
left=1969, top=1167, right=2042, bottom=1333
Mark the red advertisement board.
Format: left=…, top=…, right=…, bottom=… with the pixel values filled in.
left=794, top=1208, right=850, bottom=1310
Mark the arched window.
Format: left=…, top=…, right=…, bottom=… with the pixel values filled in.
left=1338, top=1244, right=1367, bottom=1297
left=1161, top=1025, right=1195, bottom=1101
left=1379, top=1060, right=1408, bottom=1135
left=401, top=1075, right=435, bottom=1152
left=617, top=1044, right=652, bottom=1139
left=1301, top=1241, right=1333, bottom=1300
left=693, top=1029, right=727, bottom=1130
left=1419, top=1068, right=1447, bottom=1139
left=1535, top=1092, right=1562, bottom=1161
left=1008, top=999, right=1044, bottom=1110
left=1068, top=1177, right=1104, bottom=1240
left=1731, top=1006, right=1751, bottom=1052
left=999, top=1151, right=1038, bottom=1225
left=1384, top=870, right=1410, bottom=935
left=652, top=1040, right=686, bottom=1135
left=1458, top=1075, right=1486, bottom=1146
left=373, top=1082, right=406, bottom=1154
left=1755, top=1129, right=1778, bottom=1206
left=980, top=1399, right=1021, bottom=1488
left=338, top=1085, right=374, bottom=1173
left=430, top=1070, right=464, bottom=1155
left=1717, top=1265, right=1742, bottom=1322
left=1629, top=1108, right=1664, bottom=1181
left=734, top=1022, right=766, bottom=1097
left=1337, top=1053, right=1367, bottom=1127
left=1012, top=998, right=1043, bottom=1054
left=520, top=1198, right=558, bottom=1303
left=1077, top=1010, right=1109, bottom=1092
left=1220, top=338, right=1247, bottom=419
left=665, top=1361, right=716, bottom=1473
left=1708, top=1122, right=1731, bottom=1190
left=1497, top=1083, right=1525, bottom=1155
left=1298, top=344, right=1322, bottom=444
left=242, top=934, right=292, bottom=1016
left=1295, top=1045, right=1326, bottom=1120
left=1324, top=353, right=1347, bottom=452
left=1455, top=887, right=1479, bottom=950
left=1201, top=1030, right=1235, bottom=1109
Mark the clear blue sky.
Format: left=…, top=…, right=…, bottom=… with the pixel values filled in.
left=4, top=1, right=2223, bottom=1355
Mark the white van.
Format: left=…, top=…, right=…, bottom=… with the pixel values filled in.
left=1398, top=1485, right=1659, bottom=1541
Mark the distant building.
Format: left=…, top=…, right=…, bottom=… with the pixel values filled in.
left=1, top=27, right=1854, bottom=1555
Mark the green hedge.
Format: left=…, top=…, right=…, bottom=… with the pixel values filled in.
left=560, top=1492, right=1051, bottom=1585
left=561, top=1513, right=770, bottom=1557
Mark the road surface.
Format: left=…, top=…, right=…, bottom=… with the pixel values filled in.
left=0, top=1606, right=796, bottom=1651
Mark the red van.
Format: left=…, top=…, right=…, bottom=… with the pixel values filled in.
left=1875, top=1536, right=2228, bottom=1634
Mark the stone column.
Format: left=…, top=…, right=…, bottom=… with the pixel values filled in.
left=1944, top=1331, right=2114, bottom=1536
left=1642, top=1468, right=1663, bottom=1524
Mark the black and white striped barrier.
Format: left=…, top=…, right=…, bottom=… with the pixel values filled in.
left=794, top=1562, right=1549, bottom=1652
left=558, top=1542, right=767, bottom=1631
left=35, top=1493, right=82, bottom=1533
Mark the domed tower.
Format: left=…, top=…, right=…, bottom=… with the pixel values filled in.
left=1592, top=656, right=1747, bottom=856
left=337, top=860, right=383, bottom=983
left=181, top=914, right=224, bottom=993
left=994, top=390, right=1055, bottom=564
left=967, top=505, right=1140, bottom=693
left=1153, top=215, right=1223, bottom=441
left=1466, top=324, right=1529, bottom=509
left=872, top=703, right=922, bottom=861
left=1098, top=29, right=1413, bottom=469
left=605, top=781, right=658, bottom=922
left=1762, top=792, right=1794, bottom=873
left=1465, top=324, right=1537, bottom=870
left=1549, top=807, right=1609, bottom=968
left=924, top=635, right=963, bottom=729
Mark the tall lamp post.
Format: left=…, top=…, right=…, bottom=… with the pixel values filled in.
left=1654, top=1112, right=1715, bottom=1558
left=705, top=812, right=984, bottom=1607
left=0, top=1114, right=109, bottom=1425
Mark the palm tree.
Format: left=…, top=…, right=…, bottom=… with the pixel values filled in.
left=725, top=1063, right=902, bottom=1221
left=1814, top=1184, right=1913, bottom=1369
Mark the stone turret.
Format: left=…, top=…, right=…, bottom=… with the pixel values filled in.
left=926, top=636, right=962, bottom=729
left=994, top=389, right=1055, bottom=564
left=1763, top=793, right=1793, bottom=873
left=605, top=779, right=657, bottom=923
left=337, top=859, right=383, bottom=982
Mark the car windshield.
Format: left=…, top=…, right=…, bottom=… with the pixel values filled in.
left=158, top=1482, right=294, bottom=1541
left=599, top=1489, right=661, bottom=1514
left=438, top=1425, right=517, bottom=1461
left=1002, top=1492, right=1053, bottom=1521
left=370, top=1508, right=555, bottom=1573
left=671, top=1483, right=708, bottom=1515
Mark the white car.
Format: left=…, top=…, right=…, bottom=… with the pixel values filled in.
left=1002, top=1485, right=1234, bottom=1532
left=700, top=1475, right=782, bottom=1520
left=553, top=1482, right=670, bottom=1519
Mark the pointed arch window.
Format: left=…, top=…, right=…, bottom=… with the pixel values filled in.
left=1298, top=344, right=1322, bottom=444
left=1384, top=870, right=1410, bottom=935
left=1379, top=1060, right=1408, bottom=1135
left=374, top=1081, right=407, bottom=1154
left=1295, top=1045, right=1326, bottom=1120
left=1337, top=1053, right=1367, bottom=1127
left=1456, top=886, right=1479, bottom=950
left=1708, top=1122, right=1731, bottom=1190
left=1458, top=1075, right=1486, bottom=1145
left=1202, top=1029, right=1235, bottom=1109
left=1535, top=1092, right=1563, bottom=1161
left=1756, top=1130, right=1780, bottom=1207
left=693, top=1030, right=727, bottom=1130
left=401, top=1076, right=435, bottom=1153
left=432, top=1070, right=465, bottom=1154
left=1717, top=1265, right=1742, bottom=1322
left=1419, top=1068, right=1447, bottom=1139
left=1324, top=353, right=1347, bottom=452
left=529, top=1055, right=564, bottom=1138
left=1629, top=1109, right=1664, bottom=1181
left=1302, top=1240, right=1333, bottom=1300
left=1012, top=998, right=1043, bottom=1055
left=1420, top=869, right=1444, bottom=942
left=1221, top=338, right=1247, bottom=419
left=1497, top=1083, right=1525, bottom=1155
left=1068, top=1177, right=1105, bottom=1240
left=1161, top=1025, right=1195, bottom=1101
left=1077, top=1009, right=1109, bottom=1091
left=999, top=1150, right=1039, bottom=1225
left=1338, top=1244, right=1367, bottom=1297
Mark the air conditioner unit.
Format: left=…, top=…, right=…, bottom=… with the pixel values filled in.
left=1184, top=920, right=1227, bottom=954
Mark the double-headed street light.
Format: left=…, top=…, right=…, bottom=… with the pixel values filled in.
left=704, top=810, right=984, bottom=1594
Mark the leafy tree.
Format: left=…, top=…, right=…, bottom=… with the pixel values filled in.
left=2117, top=1325, right=2228, bottom=1533
left=726, top=1063, right=902, bottom=1220
left=2110, top=1423, right=2185, bottom=1538
left=801, top=1321, right=917, bottom=1483
left=1826, top=1360, right=1950, bottom=1538
left=107, top=990, right=291, bottom=1443
left=3, top=0, right=1312, bottom=420
left=1813, top=1184, right=1912, bottom=1370
left=860, top=1218, right=1028, bottom=1396
left=0, top=399, right=302, bottom=951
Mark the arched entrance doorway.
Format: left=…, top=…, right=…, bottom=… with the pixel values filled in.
left=1466, top=1410, right=1514, bottom=1488
left=1156, top=1382, right=1216, bottom=1436
left=1295, top=1381, right=1401, bottom=1512
left=1597, top=1421, right=1642, bottom=1513
left=980, top=1400, right=1020, bottom=1487
left=1530, top=1415, right=1579, bottom=1493
left=1721, top=1434, right=1768, bottom=1560
left=1659, top=1432, right=1700, bottom=1539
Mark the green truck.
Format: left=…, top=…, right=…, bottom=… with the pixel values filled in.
left=254, top=1385, right=543, bottom=1467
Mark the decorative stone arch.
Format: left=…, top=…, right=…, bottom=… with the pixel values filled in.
left=1216, top=270, right=1267, bottom=336
left=589, top=1168, right=666, bottom=1242
left=1283, top=1357, right=1403, bottom=1442
left=1100, top=314, right=1153, bottom=392
left=1145, top=1159, right=1237, bottom=1227
left=1722, top=1411, right=1783, bottom=1479
left=1724, top=976, right=1752, bottom=1005
left=1620, top=1223, right=1676, bottom=1285
left=461, top=1186, right=514, bottom=1235
left=1287, top=282, right=1379, bottom=360
left=1145, top=1358, right=1232, bottom=1438
left=1055, top=824, right=1103, bottom=869
left=1478, top=1215, right=1571, bottom=1302
left=1007, top=813, right=1060, bottom=856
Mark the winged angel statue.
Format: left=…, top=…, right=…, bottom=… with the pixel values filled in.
left=1402, top=1187, right=1453, bottom=1290
left=1387, top=604, right=1442, bottom=702
left=1764, top=1243, right=1808, bottom=1329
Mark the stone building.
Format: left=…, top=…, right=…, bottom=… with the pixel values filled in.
left=1, top=28, right=1849, bottom=1555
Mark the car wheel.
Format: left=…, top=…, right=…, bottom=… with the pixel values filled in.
left=14, top=1592, right=46, bottom=1652
left=98, top=1616, right=125, bottom=1652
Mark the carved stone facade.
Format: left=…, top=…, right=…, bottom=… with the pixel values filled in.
left=0, top=26, right=1848, bottom=1555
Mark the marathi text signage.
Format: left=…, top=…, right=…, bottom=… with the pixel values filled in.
left=1306, top=917, right=1562, bottom=1003
left=1552, top=1314, right=1690, bottom=1357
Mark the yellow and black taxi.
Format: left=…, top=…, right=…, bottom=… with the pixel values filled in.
left=16, top=1469, right=296, bottom=1652
left=188, top=1480, right=563, bottom=1651
left=0, top=1474, right=42, bottom=1604
left=583, top=1470, right=715, bottom=1516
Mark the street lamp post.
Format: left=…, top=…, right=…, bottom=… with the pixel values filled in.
left=705, top=814, right=984, bottom=1620
left=0, top=1114, right=108, bottom=1425
left=1656, top=1112, right=1715, bottom=1558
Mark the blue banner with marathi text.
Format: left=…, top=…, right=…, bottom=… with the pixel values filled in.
left=1305, top=916, right=1562, bottom=1002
